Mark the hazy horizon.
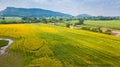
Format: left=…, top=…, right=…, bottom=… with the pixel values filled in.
left=0, top=0, right=120, bottom=16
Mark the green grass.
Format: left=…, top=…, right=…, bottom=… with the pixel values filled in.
left=4, top=17, right=21, bottom=21
left=84, top=20, right=120, bottom=29
left=0, top=40, right=8, bottom=48
left=0, top=24, right=120, bottom=67
left=0, top=17, right=22, bottom=22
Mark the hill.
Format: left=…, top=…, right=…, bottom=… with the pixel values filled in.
left=0, top=24, right=120, bottom=67
left=76, top=14, right=94, bottom=19
left=0, top=7, right=72, bottom=17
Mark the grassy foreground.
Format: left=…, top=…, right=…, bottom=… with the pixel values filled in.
left=0, top=24, right=120, bottom=67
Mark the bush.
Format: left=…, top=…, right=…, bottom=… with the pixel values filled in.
left=81, top=26, right=91, bottom=30
left=74, top=19, right=84, bottom=26
left=81, top=26, right=102, bottom=33
left=66, top=23, right=71, bottom=28
left=104, top=29, right=112, bottom=35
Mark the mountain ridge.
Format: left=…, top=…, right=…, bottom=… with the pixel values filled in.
left=0, top=7, right=72, bottom=17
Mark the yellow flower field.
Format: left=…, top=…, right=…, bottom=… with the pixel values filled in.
left=0, top=24, right=120, bottom=67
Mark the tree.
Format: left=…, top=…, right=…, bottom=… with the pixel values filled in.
left=78, top=19, right=84, bottom=25
left=2, top=17, right=5, bottom=20
left=74, top=19, right=84, bottom=26
left=66, top=23, right=71, bottom=28
left=22, top=17, right=38, bottom=23
left=42, top=18, right=48, bottom=24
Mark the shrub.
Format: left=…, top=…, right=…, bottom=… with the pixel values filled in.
left=104, top=29, right=112, bottom=35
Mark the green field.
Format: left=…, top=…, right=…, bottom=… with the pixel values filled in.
left=0, top=17, right=21, bottom=21
left=0, top=24, right=120, bottom=67
left=84, top=20, right=120, bottom=29
left=0, top=40, right=8, bottom=48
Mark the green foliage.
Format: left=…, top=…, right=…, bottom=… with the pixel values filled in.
left=66, top=23, right=71, bottom=28
left=104, top=29, right=112, bottom=35
left=0, top=40, right=8, bottom=48
left=74, top=19, right=84, bottom=26
left=0, top=17, right=67, bottom=24
left=81, top=26, right=102, bottom=33
left=81, top=26, right=91, bottom=30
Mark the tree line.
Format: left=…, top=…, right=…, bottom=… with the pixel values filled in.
left=76, top=16, right=120, bottom=20
left=0, top=17, right=66, bottom=24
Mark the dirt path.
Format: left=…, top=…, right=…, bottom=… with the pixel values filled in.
left=0, top=38, right=13, bottom=55
left=111, top=31, right=120, bottom=36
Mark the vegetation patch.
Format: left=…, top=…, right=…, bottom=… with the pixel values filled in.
left=0, top=40, right=8, bottom=48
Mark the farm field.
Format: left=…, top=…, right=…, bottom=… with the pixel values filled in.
left=0, top=17, right=22, bottom=21
left=84, top=20, right=120, bottom=30
left=0, top=24, right=120, bottom=67
left=0, top=40, right=8, bottom=48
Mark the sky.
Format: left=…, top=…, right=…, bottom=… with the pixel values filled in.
left=0, top=0, right=120, bottom=16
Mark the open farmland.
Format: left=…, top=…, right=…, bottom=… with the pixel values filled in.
left=0, top=24, right=120, bottom=67
left=0, top=17, right=22, bottom=21
left=84, top=20, right=120, bottom=29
